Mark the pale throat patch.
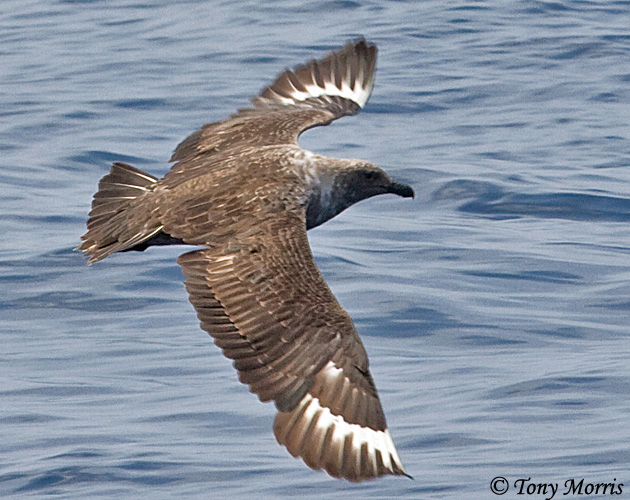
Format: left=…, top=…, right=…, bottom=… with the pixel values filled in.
left=294, top=150, right=337, bottom=210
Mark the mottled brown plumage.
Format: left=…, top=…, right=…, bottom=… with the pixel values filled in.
left=78, top=39, right=413, bottom=481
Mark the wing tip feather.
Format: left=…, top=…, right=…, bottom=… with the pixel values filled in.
left=254, top=38, right=378, bottom=111
left=273, top=361, right=407, bottom=482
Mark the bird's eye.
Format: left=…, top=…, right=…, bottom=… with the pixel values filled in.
left=363, top=171, right=376, bottom=180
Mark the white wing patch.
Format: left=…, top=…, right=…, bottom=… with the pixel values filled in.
left=274, top=361, right=406, bottom=481
left=272, top=78, right=373, bottom=109
left=255, top=39, right=377, bottom=113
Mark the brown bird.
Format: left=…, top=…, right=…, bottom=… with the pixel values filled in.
left=78, top=39, right=414, bottom=482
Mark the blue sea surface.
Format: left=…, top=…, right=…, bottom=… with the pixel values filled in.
left=2, top=1, right=630, bottom=498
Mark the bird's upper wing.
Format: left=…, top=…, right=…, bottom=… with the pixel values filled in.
left=176, top=209, right=406, bottom=481
left=168, top=40, right=376, bottom=172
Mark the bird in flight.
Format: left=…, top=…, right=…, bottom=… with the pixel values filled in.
left=78, top=39, right=414, bottom=482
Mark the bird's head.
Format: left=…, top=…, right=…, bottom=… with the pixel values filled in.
left=335, top=161, right=414, bottom=204
left=304, top=158, right=414, bottom=229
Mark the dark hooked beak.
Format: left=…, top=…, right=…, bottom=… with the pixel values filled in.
left=388, top=181, right=415, bottom=199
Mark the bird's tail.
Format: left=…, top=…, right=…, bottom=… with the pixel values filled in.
left=77, top=162, right=163, bottom=264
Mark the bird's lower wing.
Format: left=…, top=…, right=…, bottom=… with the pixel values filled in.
left=177, top=211, right=406, bottom=481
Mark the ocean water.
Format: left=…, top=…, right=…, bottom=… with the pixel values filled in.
left=2, top=1, right=630, bottom=498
